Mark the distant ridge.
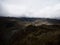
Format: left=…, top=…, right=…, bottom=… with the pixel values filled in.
left=0, top=16, right=60, bottom=24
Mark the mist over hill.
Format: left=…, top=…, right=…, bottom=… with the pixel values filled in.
left=1, top=0, right=60, bottom=45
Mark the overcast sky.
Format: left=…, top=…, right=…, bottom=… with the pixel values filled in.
left=0, top=0, right=60, bottom=18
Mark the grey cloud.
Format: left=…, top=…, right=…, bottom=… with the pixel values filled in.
left=0, top=0, right=60, bottom=18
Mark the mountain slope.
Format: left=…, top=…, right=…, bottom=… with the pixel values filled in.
left=0, top=17, right=60, bottom=45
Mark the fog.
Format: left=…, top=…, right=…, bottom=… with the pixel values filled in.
left=0, top=0, right=60, bottom=18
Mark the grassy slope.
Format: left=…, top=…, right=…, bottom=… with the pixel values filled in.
left=0, top=17, right=60, bottom=45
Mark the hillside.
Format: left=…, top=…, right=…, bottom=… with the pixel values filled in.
left=0, top=17, right=60, bottom=45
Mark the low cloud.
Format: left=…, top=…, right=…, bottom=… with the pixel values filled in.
left=0, top=0, right=60, bottom=18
